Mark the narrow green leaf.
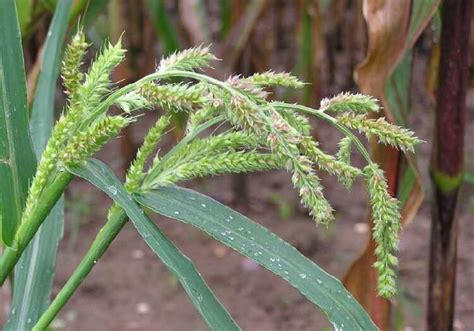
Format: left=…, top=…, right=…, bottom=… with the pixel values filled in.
left=30, top=0, right=71, bottom=154
left=69, top=159, right=240, bottom=331
left=0, top=0, right=37, bottom=245
left=405, top=0, right=440, bottom=49
left=15, top=0, right=35, bottom=34
left=218, top=0, right=232, bottom=38
left=135, top=187, right=378, bottom=330
left=5, top=1, right=72, bottom=329
left=146, top=0, right=180, bottom=54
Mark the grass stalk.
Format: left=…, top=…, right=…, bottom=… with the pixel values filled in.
left=33, top=206, right=127, bottom=330
left=0, top=172, right=73, bottom=285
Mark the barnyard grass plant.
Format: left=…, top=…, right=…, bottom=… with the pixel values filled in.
left=1, top=31, right=421, bottom=329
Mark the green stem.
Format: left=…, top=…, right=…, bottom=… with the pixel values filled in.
left=34, top=206, right=127, bottom=330
left=0, top=172, right=73, bottom=285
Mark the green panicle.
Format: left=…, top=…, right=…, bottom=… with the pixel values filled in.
left=364, top=163, right=401, bottom=298
left=59, top=116, right=130, bottom=168
left=225, top=96, right=334, bottom=224
left=245, top=70, right=305, bottom=88
left=157, top=151, right=284, bottom=185
left=227, top=95, right=266, bottom=135
left=276, top=107, right=311, bottom=136
left=126, top=115, right=171, bottom=191
left=79, top=39, right=126, bottom=109
left=336, top=137, right=354, bottom=188
left=227, top=75, right=269, bottom=101
left=61, top=30, right=89, bottom=99
left=158, top=45, right=216, bottom=72
left=139, top=82, right=206, bottom=112
left=338, top=113, right=422, bottom=152
left=114, top=91, right=150, bottom=113
left=157, top=132, right=262, bottom=178
left=321, top=92, right=380, bottom=114
left=290, top=157, right=334, bottom=225
left=186, top=106, right=218, bottom=133
left=337, top=137, right=352, bottom=165
left=300, top=137, right=361, bottom=189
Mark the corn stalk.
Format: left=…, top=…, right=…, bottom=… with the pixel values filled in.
left=428, top=1, right=472, bottom=329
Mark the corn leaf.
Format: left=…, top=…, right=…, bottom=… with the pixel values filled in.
left=135, top=188, right=378, bottom=330
left=5, top=1, right=72, bottom=329
left=69, top=158, right=240, bottom=331
left=0, top=0, right=37, bottom=246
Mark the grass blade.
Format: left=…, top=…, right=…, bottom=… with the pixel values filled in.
left=0, top=0, right=37, bottom=246
left=5, top=1, right=72, bottom=329
left=146, top=0, right=181, bottom=54
left=135, top=187, right=378, bottom=330
left=68, top=159, right=240, bottom=331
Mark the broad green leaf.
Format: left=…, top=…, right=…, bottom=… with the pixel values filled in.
left=0, top=0, right=37, bottom=246
left=135, top=187, right=378, bottom=330
left=5, top=1, right=72, bottom=329
left=69, top=159, right=239, bottom=331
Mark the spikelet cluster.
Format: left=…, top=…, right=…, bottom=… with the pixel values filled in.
left=321, top=92, right=380, bottom=114
left=196, top=132, right=261, bottom=152
left=364, top=163, right=401, bottom=298
left=58, top=116, right=130, bottom=168
left=22, top=34, right=131, bottom=225
left=244, top=71, right=305, bottom=88
left=61, top=30, right=89, bottom=98
left=336, top=137, right=352, bottom=164
left=227, top=95, right=266, bottom=135
left=114, top=91, right=150, bottom=113
left=125, top=115, right=171, bottom=191
left=338, top=113, right=421, bottom=152
left=138, top=82, right=206, bottom=112
left=186, top=105, right=217, bottom=133
left=115, top=45, right=422, bottom=298
left=290, top=157, right=334, bottom=224
left=158, top=45, right=215, bottom=72
left=227, top=76, right=269, bottom=101
left=226, top=95, right=334, bottom=224
left=151, top=132, right=262, bottom=182
left=336, top=137, right=354, bottom=188
left=79, top=39, right=126, bottom=109
left=276, top=107, right=311, bottom=136
left=159, top=151, right=283, bottom=184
